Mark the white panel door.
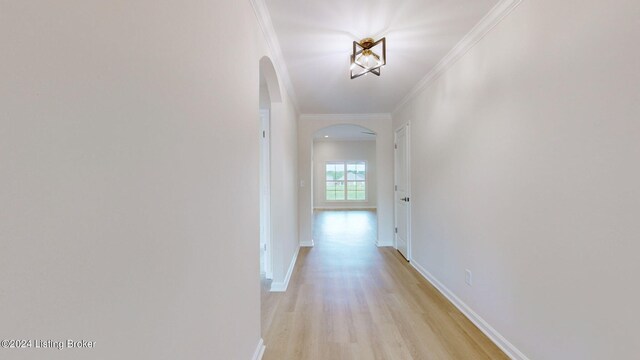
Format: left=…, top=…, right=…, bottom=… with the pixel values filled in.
left=394, top=124, right=410, bottom=260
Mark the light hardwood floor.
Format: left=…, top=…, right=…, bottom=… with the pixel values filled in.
left=261, top=210, right=508, bottom=360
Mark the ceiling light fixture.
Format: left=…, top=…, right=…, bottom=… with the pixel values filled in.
left=350, top=37, right=386, bottom=79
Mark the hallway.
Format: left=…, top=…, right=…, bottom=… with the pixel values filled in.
left=262, top=211, right=508, bottom=359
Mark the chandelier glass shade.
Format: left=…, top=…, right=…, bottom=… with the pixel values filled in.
left=350, top=37, right=386, bottom=79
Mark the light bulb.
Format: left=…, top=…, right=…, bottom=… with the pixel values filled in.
left=356, top=49, right=381, bottom=70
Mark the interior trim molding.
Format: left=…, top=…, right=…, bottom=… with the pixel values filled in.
left=300, top=239, right=315, bottom=247
left=393, top=0, right=523, bottom=114
left=376, top=241, right=394, bottom=247
left=249, top=0, right=299, bottom=112
left=410, top=260, right=530, bottom=360
left=270, top=246, right=300, bottom=292
left=314, top=206, right=377, bottom=210
left=300, top=113, right=392, bottom=121
left=251, top=338, right=265, bottom=360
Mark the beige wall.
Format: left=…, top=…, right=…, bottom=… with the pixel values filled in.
left=313, top=140, right=377, bottom=209
left=393, top=0, right=640, bottom=358
left=0, top=1, right=298, bottom=359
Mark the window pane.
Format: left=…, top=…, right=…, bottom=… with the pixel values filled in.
left=326, top=164, right=335, bottom=180
left=347, top=163, right=357, bottom=180
left=327, top=162, right=367, bottom=201
left=326, top=181, right=336, bottom=192
left=327, top=181, right=339, bottom=201
left=347, top=182, right=357, bottom=192
left=326, top=163, right=346, bottom=181
left=356, top=163, right=366, bottom=180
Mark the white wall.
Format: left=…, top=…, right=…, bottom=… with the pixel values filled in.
left=259, top=83, right=271, bottom=110
left=393, top=0, right=640, bottom=359
left=299, top=115, right=393, bottom=246
left=0, top=1, right=297, bottom=359
left=269, top=100, right=299, bottom=288
left=313, top=140, right=377, bottom=209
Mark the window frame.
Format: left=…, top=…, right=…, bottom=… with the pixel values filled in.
left=324, top=160, right=367, bottom=202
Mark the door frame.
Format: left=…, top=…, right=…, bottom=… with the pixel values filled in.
left=260, top=109, right=273, bottom=279
left=394, top=123, right=411, bottom=260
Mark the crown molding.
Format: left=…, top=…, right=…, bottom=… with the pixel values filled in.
left=249, top=0, right=300, bottom=113
left=300, top=113, right=392, bottom=121
left=393, top=0, right=523, bottom=115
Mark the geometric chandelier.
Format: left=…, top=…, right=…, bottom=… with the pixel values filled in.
left=350, top=37, right=386, bottom=79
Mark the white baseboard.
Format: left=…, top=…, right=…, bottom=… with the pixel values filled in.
left=251, top=338, right=265, bottom=360
left=410, top=260, right=529, bottom=360
left=300, top=239, right=314, bottom=247
left=376, top=241, right=394, bottom=247
left=314, top=206, right=377, bottom=210
left=270, top=246, right=300, bottom=292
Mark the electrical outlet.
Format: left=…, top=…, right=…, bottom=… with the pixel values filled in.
left=465, top=269, right=472, bottom=286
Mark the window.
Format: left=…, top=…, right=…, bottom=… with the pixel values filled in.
left=325, top=161, right=366, bottom=201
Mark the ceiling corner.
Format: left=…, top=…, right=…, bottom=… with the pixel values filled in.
left=249, top=0, right=300, bottom=113
left=392, top=0, right=523, bottom=114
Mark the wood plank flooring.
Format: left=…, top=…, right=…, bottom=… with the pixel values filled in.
left=261, top=210, right=508, bottom=360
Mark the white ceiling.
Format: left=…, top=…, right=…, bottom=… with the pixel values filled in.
left=264, top=0, right=499, bottom=114
left=313, top=124, right=376, bottom=140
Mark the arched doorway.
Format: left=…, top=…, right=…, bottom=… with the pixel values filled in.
left=311, top=124, right=378, bottom=246
left=258, top=56, right=281, bottom=281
